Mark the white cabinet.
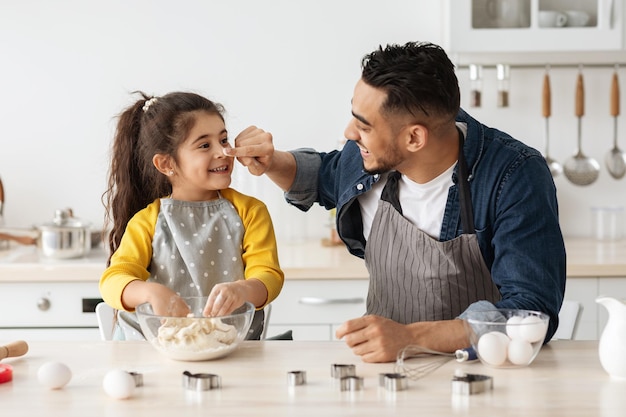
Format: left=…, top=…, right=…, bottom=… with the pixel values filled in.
left=563, top=276, right=626, bottom=340
left=449, top=0, right=623, bottom=53
left=0, top=281, right=102, bottom=341
left=265, top=279, right=368, bottom=341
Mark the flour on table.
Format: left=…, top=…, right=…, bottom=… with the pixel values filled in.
left=156, top=316, right=237, bottom=352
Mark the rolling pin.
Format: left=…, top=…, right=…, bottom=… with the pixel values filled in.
left=0, top=340, right=29, bottom=360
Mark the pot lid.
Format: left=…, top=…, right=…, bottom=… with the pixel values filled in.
left=41, top=208, right=90, bottom=229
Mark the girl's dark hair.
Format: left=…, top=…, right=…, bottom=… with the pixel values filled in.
left=102, top=91, right=225, bottom=260
left=361, top=41, right=460, bottom=127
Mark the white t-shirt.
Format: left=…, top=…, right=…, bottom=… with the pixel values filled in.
left=359, top=164, right=455, bottom=240
left=358, top=123, right=466, bottom=241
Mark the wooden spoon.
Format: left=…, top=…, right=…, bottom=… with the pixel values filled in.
left=542, top=68, right=562, bottom=176
left=606, top=68, right=626, bottom=179
left=0, top=233, right=37, bottom=245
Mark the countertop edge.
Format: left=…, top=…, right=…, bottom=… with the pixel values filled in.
left=1, top=237, right=626, bottom=282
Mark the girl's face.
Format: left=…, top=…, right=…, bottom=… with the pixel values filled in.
left=170, top=112, right=233, bottom=201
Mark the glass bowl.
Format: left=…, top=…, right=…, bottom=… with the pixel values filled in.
left=136, top=296, right=254, bottom=361
left=464, top=309, right=549, bottom=368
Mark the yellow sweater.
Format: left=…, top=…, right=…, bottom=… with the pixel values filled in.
left=99, top=188, right=284, bottom=311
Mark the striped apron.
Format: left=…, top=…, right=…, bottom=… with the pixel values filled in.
left=364, top=136, right=501, bottom=323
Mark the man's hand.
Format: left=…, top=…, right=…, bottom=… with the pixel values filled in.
left=225, top=126, right=275, bottom=176
left=335, top=315, right=413, bottom=363
left=335, top=315, right=469, bottom=363
left=225, top=125, right=297, bottom=191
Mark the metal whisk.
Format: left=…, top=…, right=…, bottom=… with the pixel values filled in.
left=394, top=345, right=476, bottom=381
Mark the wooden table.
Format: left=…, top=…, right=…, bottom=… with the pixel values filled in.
left=1, top=340, right=624, bottom=416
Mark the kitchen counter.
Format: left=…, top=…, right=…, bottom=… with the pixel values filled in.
left=562, top=238, right=626, bottom=277
left=1, top=237, right=626, bottom=282
left=1, top=339, right=623, bottom=416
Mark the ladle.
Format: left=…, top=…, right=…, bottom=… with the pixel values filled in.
left=606, top=67, right=626, bottom=179
left=542, top=67, right=562, bottom=176
left=563, top=68, right=600, bottom=186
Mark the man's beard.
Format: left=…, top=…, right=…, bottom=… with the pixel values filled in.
left=361, top=141, right=403, bottom=176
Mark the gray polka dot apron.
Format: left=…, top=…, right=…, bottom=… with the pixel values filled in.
left=364, top=134, right=501, bottom=323
left=118, top=196, right=264, bottom=340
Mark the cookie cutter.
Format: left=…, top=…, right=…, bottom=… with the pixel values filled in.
left=182, top=371, right=221, bottom=391
left=287, top=370, right=307, bottom=386
left=340, top=375, right=363, bottom=391
left=128, top=371, right=143, bottom=387
left=379, top=372, right=408, bottom=391
left=331, top=364, right=356, bottom=378
left=451, top=373, right=493, bottom=395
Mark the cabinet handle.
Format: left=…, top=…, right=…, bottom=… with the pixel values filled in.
left=607, top=0, right=615, bottom=29
left=37, top=297, right=51, bottom=311
left=298, top=297, right=364, bottom=305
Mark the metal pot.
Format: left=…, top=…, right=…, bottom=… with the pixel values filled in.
left=37, top=209, right=92, bottom=259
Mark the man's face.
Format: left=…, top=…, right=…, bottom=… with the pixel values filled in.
left=344, top=79, right=405, bottom=175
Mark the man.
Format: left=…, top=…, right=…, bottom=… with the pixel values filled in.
left=226, top=41, right=566, bottom=363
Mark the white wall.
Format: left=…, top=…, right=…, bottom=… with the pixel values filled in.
left=0, top=0, right=623, bottom=244
left=456, top=65, right=626, bottom=240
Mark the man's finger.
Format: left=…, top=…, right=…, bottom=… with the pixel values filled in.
left=223, top=144, right=268, bottom=158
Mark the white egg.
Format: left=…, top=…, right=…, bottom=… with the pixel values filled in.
left=102, top=369, right=136, bottom=400
left=519, top=315, right=547, bottom=343
left=477, top=331, right=509, bottom=366
left=505, top=315, right=524, bottom=340
left=507, top=338, right=534, bottom=365
left=37, top=361, right=72, bottom=389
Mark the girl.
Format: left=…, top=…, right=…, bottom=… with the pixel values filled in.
left=100, top=91, right=284, bottom=340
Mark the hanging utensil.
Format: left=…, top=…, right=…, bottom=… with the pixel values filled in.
left=542, top=67, right=562, bottom=176
left=563, top=66, right=600, bottom=186
left=0, top=175, right=4, bottom=221
left=606, top=66, right=626, bottom=179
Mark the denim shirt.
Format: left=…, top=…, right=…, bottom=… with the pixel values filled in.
left=285, top=108, right=566, bottom=341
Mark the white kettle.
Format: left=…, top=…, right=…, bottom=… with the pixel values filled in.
left=596, top=296, right=626, bottom=379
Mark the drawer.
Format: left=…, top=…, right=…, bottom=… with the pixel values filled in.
left=0, top=282, right=102, bottom=327
left=0, top=328, right=100, bottom=341
left=270, top=279, right=368, bottom=325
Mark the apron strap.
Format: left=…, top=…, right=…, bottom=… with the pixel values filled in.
left=456, top=130, right=475, bottom=234
left=380, top=171, right=403, bottom=214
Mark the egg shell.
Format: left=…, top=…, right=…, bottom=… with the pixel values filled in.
left=505, top=315, right=524, bottom=340
left=37, top=361, right=72, bottom=389
left=507, top=338, right=534, bottom=365
left=519, top=315, right=547, bottom=343
left=477, top=331, right=509, bottom=366
left=103, top=369, right=136, bottom=400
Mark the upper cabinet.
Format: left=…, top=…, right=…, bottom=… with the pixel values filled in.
left=449, top=0, right=623, bottom=53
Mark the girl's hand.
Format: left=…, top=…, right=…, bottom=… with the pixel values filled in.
left=204, top=282, right=248, bottom=317
left=145, top=284, right=190, bottom=317
left=203, top=279, right=268, bottom=317
left=122, top=281, right=190, bottom=317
